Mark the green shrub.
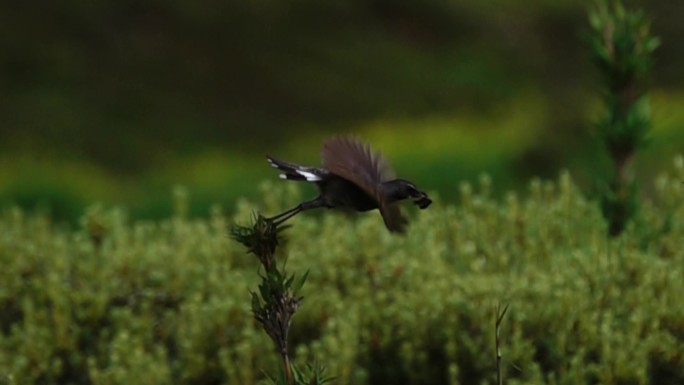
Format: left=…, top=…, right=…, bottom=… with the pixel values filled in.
left=1, top=160, right=683, bottom=384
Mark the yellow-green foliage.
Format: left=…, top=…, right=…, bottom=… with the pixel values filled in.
left=1, top=161, right=684, bottom=385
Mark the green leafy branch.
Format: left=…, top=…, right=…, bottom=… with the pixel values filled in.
left=587, top=0, right=659, bottom=236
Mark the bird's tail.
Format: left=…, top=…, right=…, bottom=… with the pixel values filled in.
left=266, top=156, right=321, bottom=181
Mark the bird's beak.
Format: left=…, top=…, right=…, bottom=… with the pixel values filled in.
left=413, top=192, right=432, bottom=209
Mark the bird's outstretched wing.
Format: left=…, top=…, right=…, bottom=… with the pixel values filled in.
left=321, top=136, right=407, bottom=233
left=321, top=136, right=395, bottom=183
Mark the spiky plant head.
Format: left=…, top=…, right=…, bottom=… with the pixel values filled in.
left=230, top=213, right=289, bottom=269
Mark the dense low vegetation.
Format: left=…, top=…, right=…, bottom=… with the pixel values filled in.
left=1, top=159, right=683, bottom=384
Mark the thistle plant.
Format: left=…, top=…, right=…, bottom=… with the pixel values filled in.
left=231, top=213, right=334, bottom=385
left=587, top=0, right=659, bottom=236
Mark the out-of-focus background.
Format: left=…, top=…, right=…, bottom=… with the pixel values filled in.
left=1, top=0, right=682, bottom=221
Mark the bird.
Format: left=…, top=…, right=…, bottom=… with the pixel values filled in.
left=265, top=136, right=431, bottom=233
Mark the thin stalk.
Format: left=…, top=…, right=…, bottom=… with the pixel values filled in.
left=283, top=353, right=293, bottom=385
left=495, top=303, right=509, bottom=385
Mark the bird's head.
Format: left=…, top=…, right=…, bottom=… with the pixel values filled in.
left=384, top=179, right=432, bottom=209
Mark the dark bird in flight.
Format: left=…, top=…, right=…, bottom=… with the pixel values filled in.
left=266, top=136, right=431, bottom=233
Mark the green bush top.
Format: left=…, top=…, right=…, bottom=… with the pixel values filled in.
left=1, top=161, right=683, bottom=384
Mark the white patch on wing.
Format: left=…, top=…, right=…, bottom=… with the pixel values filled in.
left=268, top=159, right=279, bottom=168
left=297, top=170, right=322, bottom=181
left=279, top=173, right=288, bottom=179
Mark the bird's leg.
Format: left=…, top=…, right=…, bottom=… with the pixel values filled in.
left=267, top=205, right=300, bottom=224
left=267, top=198, right=325, bottom=226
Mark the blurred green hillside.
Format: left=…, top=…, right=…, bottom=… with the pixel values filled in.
left=1, top=0, right=683, bottom=220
